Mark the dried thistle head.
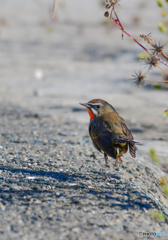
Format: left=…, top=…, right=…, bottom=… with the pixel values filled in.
left=140, top=33, right=153, bottom=43
left=151, top=40, right=166, bottom=55
left=105, top=0, right=121, bottom=10
left=141, top=55, right=158, bottom=71
left=131, top=70, right=146, bottom=86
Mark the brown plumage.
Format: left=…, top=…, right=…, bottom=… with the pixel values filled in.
left=80, top=99, right=139, bottom=167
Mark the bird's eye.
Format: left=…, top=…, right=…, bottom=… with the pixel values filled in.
left=96, top=105, right=101, bottom=109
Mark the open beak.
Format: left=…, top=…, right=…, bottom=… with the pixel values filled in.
left=79, top=103, right=90, bottom=108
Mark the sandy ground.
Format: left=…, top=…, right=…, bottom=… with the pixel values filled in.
left=0, top=0, right=168, bottom=239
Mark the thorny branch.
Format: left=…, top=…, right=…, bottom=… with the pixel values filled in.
left=140, top=34, right=168, bottom=61
left=108, top=6, right=168, bottom=68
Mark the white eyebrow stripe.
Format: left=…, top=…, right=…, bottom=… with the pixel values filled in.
left=90, top=103, right=104, bottom=106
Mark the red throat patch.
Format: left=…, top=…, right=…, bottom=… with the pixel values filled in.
left=87, top=108, right=94, bottom=120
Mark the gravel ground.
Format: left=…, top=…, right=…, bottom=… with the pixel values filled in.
left=0, top=104, right=168, bottom=240
left=0, top=0, right=168, bottom=239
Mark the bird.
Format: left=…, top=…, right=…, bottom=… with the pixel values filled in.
left=80, top=99, right=140, bottom=167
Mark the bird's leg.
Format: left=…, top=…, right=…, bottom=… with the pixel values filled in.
left=104, top=153, right=108, bottom=166
left=119, top=157, right=123, bottom=163
left=115, top=157, right=119, bottom=167
left=115, top=147, right=122, bottom=167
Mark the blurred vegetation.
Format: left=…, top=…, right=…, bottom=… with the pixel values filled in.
left=150, top=209, right=166, bottom=222
left=157, top=0, right=168, bottom=33
left=159, top=177, right=168, bottom=196
left=149, top=148, right=160, bottom=164
left=163, top=109, right=168, bottom=117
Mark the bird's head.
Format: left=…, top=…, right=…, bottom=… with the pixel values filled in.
left=80, top=99, right=116, bottom=120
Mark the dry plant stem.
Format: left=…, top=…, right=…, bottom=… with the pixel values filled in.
left=52, top=0, right=56, bottom=20
left=141, top=35, right=168, bottom=61
left=156, top=64, right=168, bottom=75
left=110, top=8, right=168, bottom=68
left=110, top=8, right=122, bottom=29
left=161, top=52, right=168, bottom=61
left=145, top=78, right=168, bottom=83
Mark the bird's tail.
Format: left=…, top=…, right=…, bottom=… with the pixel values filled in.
left=129, top=139, right=141, bottom=158
left=115, top=137, right=141, bottom=158
left=129, top=142, right=137, bottom=158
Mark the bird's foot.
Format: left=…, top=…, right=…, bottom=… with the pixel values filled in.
left=100, top=175, right=109, bottom=181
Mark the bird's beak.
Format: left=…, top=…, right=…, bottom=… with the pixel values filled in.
left=79, top=103, right=90, bottom=108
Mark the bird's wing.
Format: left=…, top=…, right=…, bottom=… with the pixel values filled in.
left=120, top=121, right=133, bottom=139
left=107, top=113, right=139, bottom=158
left=115, top=137, right=140, bottom=145
left=118, top=119, right=138, bottom=158
left=89, top=113, right=139, bottom=159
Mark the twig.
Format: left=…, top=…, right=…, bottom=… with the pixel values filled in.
left=156, top=64, right=168, bottom=75
left=109, top=8, right=168, bottom=68
left=160, top=52, right=168, bottom=62
left=52, top=0, right=56, bottom=20
left=140, top=34, right=168, bottom=61
left=145, top=79, right=168, bottom=83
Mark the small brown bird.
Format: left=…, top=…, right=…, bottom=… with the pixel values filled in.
left=80, top=99, right=139, bottom=167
